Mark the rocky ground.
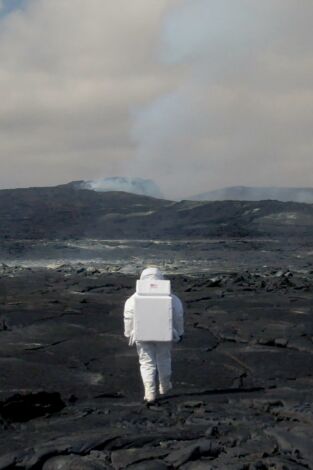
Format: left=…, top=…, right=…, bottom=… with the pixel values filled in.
left=0, top=251, right=313, bottom=469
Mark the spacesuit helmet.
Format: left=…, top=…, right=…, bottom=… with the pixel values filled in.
left=140, top=267, right=164, bottom=281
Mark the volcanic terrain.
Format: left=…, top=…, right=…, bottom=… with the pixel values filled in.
left=0, top=184, right=313, bottom=469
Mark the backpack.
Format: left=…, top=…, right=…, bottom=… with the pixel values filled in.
left=134, top=279, right=173, bottom=342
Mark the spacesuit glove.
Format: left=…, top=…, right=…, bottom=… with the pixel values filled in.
left=128, top=331, right=135, bottom=346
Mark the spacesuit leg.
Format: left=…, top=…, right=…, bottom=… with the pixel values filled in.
left=136, top=342, right=157, bottom=401
left=156, top=342, right=172, bottom=394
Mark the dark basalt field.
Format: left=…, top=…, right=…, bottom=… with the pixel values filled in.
left=1, top=183, right=313, bottom=241
left=1, top=239, right=313, bottom=469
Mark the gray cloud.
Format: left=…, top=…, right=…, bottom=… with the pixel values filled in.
left=0, top=0, right=312, bottom=198
left=131, top=0, right=313, bottom=198
left=0, top=0, right=177, bottom=188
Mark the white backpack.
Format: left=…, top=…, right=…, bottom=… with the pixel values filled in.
left=133, top=279, right=173, bottom=342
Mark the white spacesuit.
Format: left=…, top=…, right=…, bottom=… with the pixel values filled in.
left=124, top=267, right=184, bottom=403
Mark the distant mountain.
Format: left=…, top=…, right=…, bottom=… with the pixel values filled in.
left=191, top=186, right=313, bottom=204
left=0, top=183, right=313, bottom=240
left=76, top=177, right=163, bottom=199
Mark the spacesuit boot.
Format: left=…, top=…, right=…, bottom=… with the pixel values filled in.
left=144, top=391, right=156, bottom=404
left=159, top=381, right=172, bottom=396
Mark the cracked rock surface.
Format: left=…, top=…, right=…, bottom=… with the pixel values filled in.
left=0, top=250, right=313, bottom=469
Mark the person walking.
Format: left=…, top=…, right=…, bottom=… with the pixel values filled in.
left=123, top=267, right=184, bottom=403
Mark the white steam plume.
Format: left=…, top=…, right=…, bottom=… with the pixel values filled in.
left=130, top=0, right=313, bottom=200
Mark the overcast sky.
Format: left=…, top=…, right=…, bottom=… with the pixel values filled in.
left=0, top=0, right=312, bottom=199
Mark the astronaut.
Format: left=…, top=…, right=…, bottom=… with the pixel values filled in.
left=123, top=267, right=184, bottom=403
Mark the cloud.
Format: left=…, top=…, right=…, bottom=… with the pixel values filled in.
left=131, top=0, right=313, bottom=198
left=0, top=0, right=177, bottom=188
left=0, top=0, right=312, bottom=198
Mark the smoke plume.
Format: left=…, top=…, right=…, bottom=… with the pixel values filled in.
left=131, top=0, right=313, bottom=199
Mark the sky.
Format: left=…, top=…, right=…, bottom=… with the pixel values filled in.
left=0, top=0, right=312, bottom=199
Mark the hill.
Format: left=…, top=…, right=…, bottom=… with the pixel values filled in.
left=191, top=186, right=313, bottom=204
left=0, top=184, right=313, bottom=240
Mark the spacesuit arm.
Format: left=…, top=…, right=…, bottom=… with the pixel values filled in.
left=172, top=295, right=184, bottom=338
left=123, top=296, right=134, bottom=338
